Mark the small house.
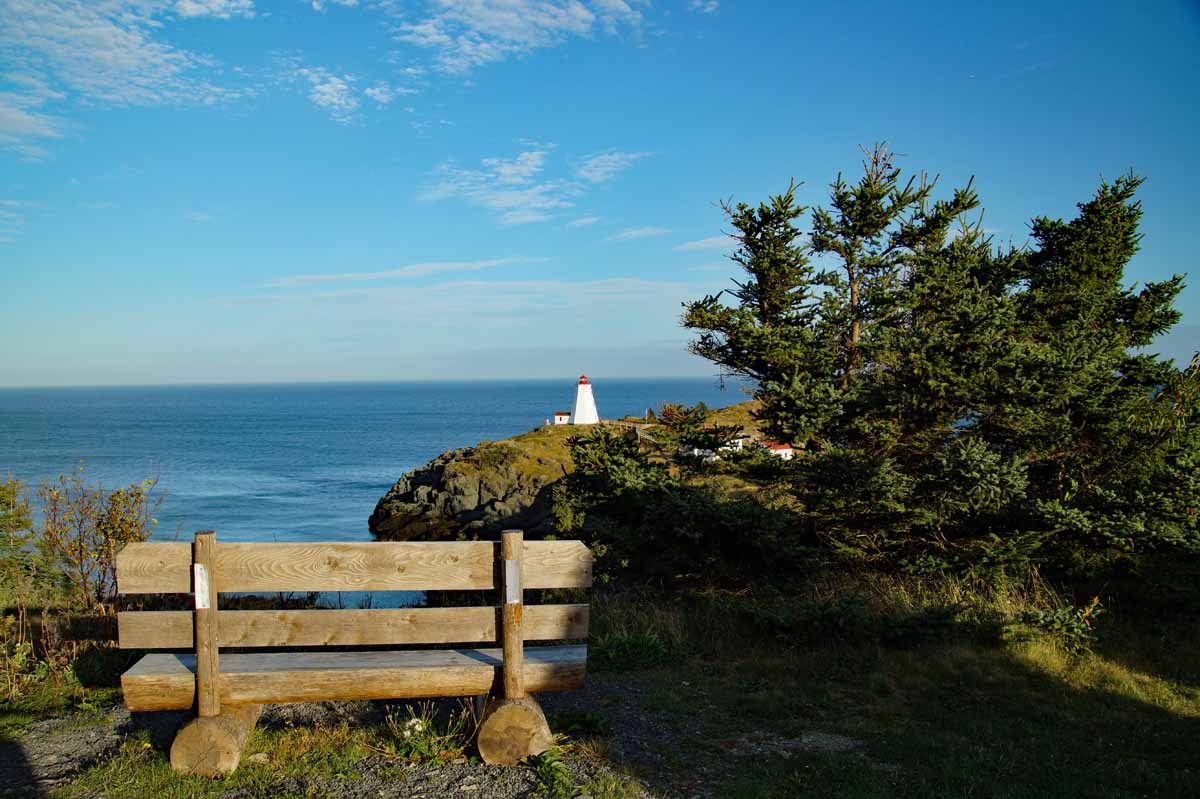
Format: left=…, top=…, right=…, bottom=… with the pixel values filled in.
left=762, top=440, right=795, bottom=460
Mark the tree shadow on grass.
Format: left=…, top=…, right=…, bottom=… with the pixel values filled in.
left=704, top=639, right=1200, bottom=799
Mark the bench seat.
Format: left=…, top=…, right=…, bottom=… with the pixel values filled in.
left=122, top=645, right=587, bottom=711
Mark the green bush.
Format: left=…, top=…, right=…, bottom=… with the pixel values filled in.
left=1012, top=597, right=1104, bottom=654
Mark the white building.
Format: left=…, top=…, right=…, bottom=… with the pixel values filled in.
left=552, top=411, right=571, bottom=425
left=571, top=374, right=600, bottom=425
left=763, top=440, right=795, bottom=460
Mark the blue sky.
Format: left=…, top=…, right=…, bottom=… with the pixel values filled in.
left=1, top=0, right=1197, bottom=387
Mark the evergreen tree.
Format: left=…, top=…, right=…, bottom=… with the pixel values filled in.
left=683, top=180, right=836, bottom=444
left=685, top=151, right=1199, bottom=575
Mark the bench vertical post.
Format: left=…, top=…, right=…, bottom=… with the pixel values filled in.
left=476, top=529, right=553, bottom=765
left=193, top=530, right=220, bottom=717
left=501, top=529, right=525, bottom=700
left=170, top=530, right=261, bottom=777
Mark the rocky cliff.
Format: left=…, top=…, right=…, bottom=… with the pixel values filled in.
left=367, top=401, right=759, bottom=541
left=367, top=425, right=578, bottom=541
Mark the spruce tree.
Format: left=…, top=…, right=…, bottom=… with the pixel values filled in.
left=684, top=152, right=1199, bottom=575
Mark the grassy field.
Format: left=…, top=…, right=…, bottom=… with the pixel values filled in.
left=585, top=575, right=1200, bottom=798
left=4, top=567, right=1196, bottom=798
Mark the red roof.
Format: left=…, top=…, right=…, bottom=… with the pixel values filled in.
left=554, top=411, right=570, bottom=416
left=762, top=440, right=793, bottom=450
left=579, top=374, right=590, bottom=385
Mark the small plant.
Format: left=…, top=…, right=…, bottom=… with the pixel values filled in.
left=380, top=702, right=473, bottom=762
left=1016, top=596, right=1104, bottom=653
left=550, top=710, right=610, bottom=739
left=582, top=773, right=647, bottom=799
left=525, top=746, right=580, bottom=798
left=591, top=629, right=670, bottom=672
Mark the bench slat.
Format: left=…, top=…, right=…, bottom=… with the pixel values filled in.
left=117, top=540, right=592, bottom=594
left=118, top=604, right=589, bottom=649
left=121, top=646, right=587, bottom=711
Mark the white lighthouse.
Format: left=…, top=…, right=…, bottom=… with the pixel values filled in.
left=571, top=374, right=600, bottom=425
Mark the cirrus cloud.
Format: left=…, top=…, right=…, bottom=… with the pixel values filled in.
left=607, top=226, right=672, bottom=241
left=393, top=0, right=644, bottom=74
left=672, top=235, right=729, bottom=251
left=575, top=150, right=650, bottom=183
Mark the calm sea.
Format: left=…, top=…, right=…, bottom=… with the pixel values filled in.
left=0, top=378, right=745, bottom=544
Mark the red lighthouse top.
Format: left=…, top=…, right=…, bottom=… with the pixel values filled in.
left=578, top=375, right=590, bottom=385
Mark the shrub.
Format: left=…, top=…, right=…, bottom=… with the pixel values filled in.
left=36, top=465, right=163, bottom=612
left=1013, top=596, right=1104, bottom=654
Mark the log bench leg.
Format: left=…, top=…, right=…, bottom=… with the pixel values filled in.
left=170, top=705, right=262, bottom=777
left=477, top=694, right=553, bottom=766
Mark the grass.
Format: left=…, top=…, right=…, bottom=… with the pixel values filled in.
left=587, top=577, right=1200, bottom=798
left=57, top=720, right=375, bottom=799
left=8, top=563, right=1198, bottom=798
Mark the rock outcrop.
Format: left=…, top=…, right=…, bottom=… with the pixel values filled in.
left=368, top=402, right=758, bottom=542
left=368, top=427, right=576, bottom=541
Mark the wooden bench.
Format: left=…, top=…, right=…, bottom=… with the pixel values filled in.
left=116, top=529, right=591, bottom=775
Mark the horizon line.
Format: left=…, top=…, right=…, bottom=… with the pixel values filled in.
left=0, top=375, right=753, bottom=391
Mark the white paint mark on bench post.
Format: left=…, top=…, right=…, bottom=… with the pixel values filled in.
left=500, top=529, right=524, bottom=700
left=193, top=565, right=210, bottom=610
left=193, top=531, right=220, bottom=718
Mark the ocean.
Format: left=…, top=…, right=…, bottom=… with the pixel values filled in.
left=0, top=378, right=746, bottom=544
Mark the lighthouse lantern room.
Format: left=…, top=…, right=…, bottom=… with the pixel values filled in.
left=571, top=375, right=600, bottom=425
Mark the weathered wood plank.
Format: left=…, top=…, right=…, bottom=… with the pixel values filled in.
left=116, top=540, right=592, bottom=594
left=118, top=604, right=589, bottom=649
left=116, top=542, right=191, bottom=594
left=121, top=646, right=587, bottom=711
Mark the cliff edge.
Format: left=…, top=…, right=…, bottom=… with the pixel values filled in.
left=367, top=401, right=759, bottom=541
left=367, top=424, right=578, bottom=541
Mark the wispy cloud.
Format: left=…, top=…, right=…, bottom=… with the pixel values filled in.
left=0, top=93, right=63, bottom=158
left=175, top=0, right=256, bottom=18
left=0, top=199, right=29, bottom=241
left=673, top=235, right=729, bottom=251
left=686, top=263, right=725, bottom=272
left=309, top=0, right=358, bottom=11
left=269, top=256, right=545, bottom=287
left=363, top=81, right=416, bottom=106
left=425, top=147, right=575, bottom=224
left=575, top=150, right=650, bottom=183
left=296, top=67, right=359, bottom=123
left=0, top=2, right=250, bottom=107
left=426, top=144, right=648, bottom=225
left=487, top=149, right=550, bottom=184
left=80, top=201, right=113, bottom=210
left=277, top=56, right=414, bottom=122
left=0, top=1, right=253, bottom=154
left=184, top=211, right=215, bottom=223
left=231, top=277, right=694, bottom=320
left=607, top=226, right=672, bottom=242
left=393, top=0, right=644, bottom=74
left=688, top=0, right=719, bottom=13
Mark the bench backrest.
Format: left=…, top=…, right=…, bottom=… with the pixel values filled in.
left=116, top=536, right=592, bottom=651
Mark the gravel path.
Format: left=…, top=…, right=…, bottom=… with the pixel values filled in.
left=1, top=705, right=189, bottom=797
